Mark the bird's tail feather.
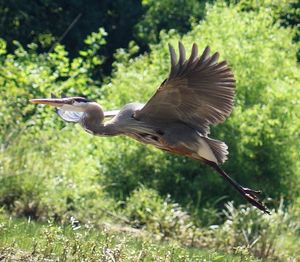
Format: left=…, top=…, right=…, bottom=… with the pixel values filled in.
left=203, top=137, right=228, bottom=164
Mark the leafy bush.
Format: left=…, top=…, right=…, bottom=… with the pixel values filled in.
left=206, top=201, right=300, bottom=260
left=124, top=186, right=195, bottom=240
left=0, top=28, right=118, bottom=222
left=123, top=189, right=300, bottom=260
left=0, top=128, right=116, bottom=223
left=134, top=0, right=205, bottom=45
left=0, top=27, right=106, bottom=146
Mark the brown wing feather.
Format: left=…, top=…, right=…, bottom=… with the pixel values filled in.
left=134, top=42, right=235, bottom=135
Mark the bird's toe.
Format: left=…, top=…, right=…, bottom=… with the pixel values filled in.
left=243, top=192, right=270, bottom=215
left=242, top=187, right=262, bottom=198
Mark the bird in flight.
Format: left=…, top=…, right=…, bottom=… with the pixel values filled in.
left=31, top=42, right=269, bottom=214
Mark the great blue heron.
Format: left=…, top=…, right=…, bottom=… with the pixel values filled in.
left=31, top=42, right=269, bottom=214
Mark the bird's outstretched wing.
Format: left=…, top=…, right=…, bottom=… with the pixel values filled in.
left=134, top=42, right=235, bottom=135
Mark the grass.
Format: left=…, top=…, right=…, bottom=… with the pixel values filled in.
left=0, top=215, right=261, bottom=262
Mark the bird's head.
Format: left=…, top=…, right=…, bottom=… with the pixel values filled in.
left=30, top=94, right=106, bottom=124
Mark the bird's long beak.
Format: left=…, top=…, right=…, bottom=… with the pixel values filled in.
left=30, top=98, right=71, bottom=107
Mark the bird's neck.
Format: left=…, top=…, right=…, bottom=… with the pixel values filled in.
left=81, top=110, right=119, bottom=136
left=84, top=122, right=119, bottom=136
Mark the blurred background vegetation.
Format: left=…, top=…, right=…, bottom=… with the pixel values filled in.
left=0, top=0, right=299, bottom=261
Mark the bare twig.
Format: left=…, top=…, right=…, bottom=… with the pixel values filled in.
left=48, top=13, right=82, bottom=53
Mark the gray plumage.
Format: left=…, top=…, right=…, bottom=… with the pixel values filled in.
left=30, top=42, right=269, bottom=214
left=134, top=43, right=235, bottom=136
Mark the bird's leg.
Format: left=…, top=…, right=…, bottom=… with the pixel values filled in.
left=204, top=160, right=270, bottom=214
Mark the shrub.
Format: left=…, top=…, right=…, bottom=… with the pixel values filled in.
left=134, top=0, right=204, bottom=45
left=206, top=201, right=300, bottom=260
left=0, top=29, right=117, bottom=222
left=0, top=128, right=117, bottom=223
left=124, top=186, right=196, bottom=241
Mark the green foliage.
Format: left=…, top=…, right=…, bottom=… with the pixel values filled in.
left=229, top=0, right=300, bottom=60
left=0, top=0, right=144, bottom=57
left=1, top=204, right=299, bottom=261
left=1, top=1, right=299, bottom=222
left=0, top=28, right=106, bottom=143
left=0, top=215, right=250, bottom=262
left=0, top=127, right=116, bottom=223
left=0, top=2, right=299, bottom=261
left=206, top=202, right=300, bottom=260
left=124, top=186, right=195, bottom=240
left=134, top=0, right=207, bottom=45
left=0, top=29, right=113, bottom=223
left=123, top=189, right=300, bottom=260
left=1, top=0, right=298, bottom=78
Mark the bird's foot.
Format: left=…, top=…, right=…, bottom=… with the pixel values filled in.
left=205, top=161, right=270, bottom=215
left=242, top=187, right=261, bottom=197
left=241, top=186, right=270, bottom=215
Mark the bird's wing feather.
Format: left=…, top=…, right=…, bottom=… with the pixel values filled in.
left=134, top=42, right=235, bottom=135
left=56, top=108, right=83, bottom=123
